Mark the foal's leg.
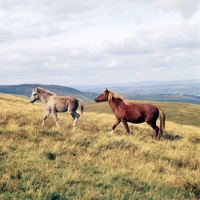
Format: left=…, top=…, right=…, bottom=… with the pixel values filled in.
left=42, top=110, right=51, bottom=127
left=52, top=110, right=59, bottom=127
left=111, top=119, right=121, bottom=134
left=70, top=111, right=80, bottom=127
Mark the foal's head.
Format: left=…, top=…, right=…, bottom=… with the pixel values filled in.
left=30, top=87, right=55, bottom=103
left=30, top=88, right=41, bottom=103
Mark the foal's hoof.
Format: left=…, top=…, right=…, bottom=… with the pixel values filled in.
left=152, top=136, right=158, bottom=140
left=160, top=136, right=166, bottom=141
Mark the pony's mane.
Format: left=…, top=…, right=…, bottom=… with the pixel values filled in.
left=106, top=90, right=130, bottom=105
left=33, top=87, right=56, bottom=96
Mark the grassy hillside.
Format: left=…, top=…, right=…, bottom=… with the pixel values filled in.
left=0, top=93, right=200, bottom=199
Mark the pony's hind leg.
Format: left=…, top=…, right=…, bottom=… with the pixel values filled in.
left=70, top=111, right=80, bottom=127
left=42, top=110, right=51, bottom=127
left=52, top=110, right=59, bottom=127
left=121, top=119, right=131, bottom=137
left=147, top=121, right=159, bottom=139
left=153, top=126, right=159, bottom=140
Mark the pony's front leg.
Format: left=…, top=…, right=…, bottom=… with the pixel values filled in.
left=111, top=119, right=121, bottom=134
left=42, top=110, right=50, bottom=127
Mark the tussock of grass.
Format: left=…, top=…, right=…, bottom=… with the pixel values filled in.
left=0, top=93, right=200, bottom=199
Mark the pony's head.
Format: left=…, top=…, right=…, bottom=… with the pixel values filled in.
left=30, top=87, right=55, bottom=103
left=95, top=89, right=130, bottom=105
left=94, top=89, right=110, bottom=102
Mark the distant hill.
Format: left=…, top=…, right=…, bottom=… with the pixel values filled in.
left=72, top=79, right=200, bottom=96
left=122, top=94, right=200, bottom=105
left=0, top=84, right=97, bottom=102
left=71, top=79, right=200, bottom=104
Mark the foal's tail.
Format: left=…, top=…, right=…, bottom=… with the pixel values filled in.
left=78, top=99, right=84, bottom=114
left=158, top=108, right=165, bottom=137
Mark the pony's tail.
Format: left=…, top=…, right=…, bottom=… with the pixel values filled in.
left=158, top=108, right=165, bottom=138
left=78, top=99, right=84, bottom=114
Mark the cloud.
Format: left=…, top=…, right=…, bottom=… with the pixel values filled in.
left=0, top=0, right=199, bottom=85
left=138, top=0, right=200, bottom=18
left=0, top=0, right=101, bottom=14
left=97, top=22, right=200, bottom=58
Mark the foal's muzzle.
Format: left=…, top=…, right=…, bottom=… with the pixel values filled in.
left=30, top=99, right=35, bottom=103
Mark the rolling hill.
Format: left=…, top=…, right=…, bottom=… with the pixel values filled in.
left=0, top=84, right=97, bottom=102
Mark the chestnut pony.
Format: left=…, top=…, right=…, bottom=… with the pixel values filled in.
left=95, top=89, right=165, bottom=139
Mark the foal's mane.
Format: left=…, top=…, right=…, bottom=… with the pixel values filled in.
left=34, top=87, right=56, bottom=96
left=106, top=90, right=130, bottom=105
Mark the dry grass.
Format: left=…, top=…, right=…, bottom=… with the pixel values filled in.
left=0, top=93, right=200, bottom=199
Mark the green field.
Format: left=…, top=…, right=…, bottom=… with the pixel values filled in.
left=0, top=93, right=200, bottom=199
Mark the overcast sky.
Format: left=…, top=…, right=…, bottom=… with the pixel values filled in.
left=0, top=0, right=200, bottom=86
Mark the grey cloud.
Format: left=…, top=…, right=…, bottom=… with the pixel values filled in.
left=0, top=1, right=102, bottom=43
left=102, top=37, right=153, bottom=55
left=0, top=0, right=101, bottom=15
left=101, top=23, right=200, bottom=55
left=132, top=0, right=200, bottom=18
left=112, top=0, right=200, bottom=18
left=0, top=25, right=67, bottom=43
left=152, top=0, right=200, bottom=18
left=0, top=7, right=68, bottom=43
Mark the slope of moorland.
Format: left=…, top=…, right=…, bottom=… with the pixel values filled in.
left=0, top=93, right=200, bottom=199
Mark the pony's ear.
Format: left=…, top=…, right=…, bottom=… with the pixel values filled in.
left=106, top=88, right=108, bottom=92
